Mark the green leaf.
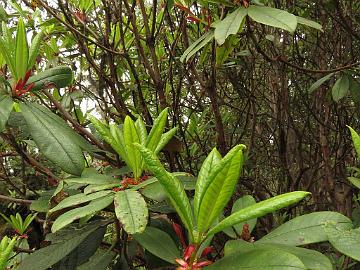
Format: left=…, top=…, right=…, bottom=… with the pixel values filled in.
left=308, top=73, right=334, bottom=93
left=206, top=249, right=306, bottom=270
left=124, top=116, right=142, bottom=178
left=77, top=249, right=116, bottom=270
left=348, top=177, right=360, bottom=189
left=20, top=102, right=85, bottom=175
left=109, top=123, right=130, bottom=165
left=84, top=183, right=120, bottom=194
left=180, top=31, right=215, bottom=62
left=223, top=195, right=257, bottom=238
left=248, top=5, right=297, bottom=33
left=325, top=224, right=360, bottom=261
left=332, top=75, right=349, bottom=102
left=146, top=108, right=168, bottom=152
left=214, top=7, right=247, bottom=45
left=197, top=145, right=245, bottom=234
left=17, top=221, right=104, bottom=270
left=208, top=191, right=310, bottom=236
left=133, top=226, right=180, bottom=263
left=0, top=236, right=17, bottom=270
left=259, top=211, right=352, bottom=246
left=51, top=194, right=114, bottom=232
left=296, top=16, right=323, bottom=31
left=194, top=148, right=222, bottom=218
left=135, top=117, right=148, bottom=145
left=349, top=77, right=360, bottom=102
left=0, top=95, right=13, bottom=133
left=114, top=190, right=148, bottom=234
left=154, top=127, right=178, bottom=154
left=136, top=144, right=194, bottom=236
left=49, top=191, right=112, bottom=213
left=224, top=240, right=333, bottom=270
left=15, top=18, right=29, bottom=80
left=26, top=66, right=74, bottom=92
left=348, top=126, right=360, bottom=160
left=0, top=38, right=16, bottom=78
left=27, top=31, right=43, bottom=70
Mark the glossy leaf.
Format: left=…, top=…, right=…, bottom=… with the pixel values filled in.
left=0, top=95, right=13, bottom=133
left=109, top=123, right=129, bottom=164
left=225, top=240, right=332, bottom=270
left=248, top=5, right=297, bottom=33
left=135, top=117, right=148, bottom=145
left=20, top=102, right=85, bottom=175
left=154, top=126, right=178, bottom=154
left=308, top=73, right=334, bottom=93
left=208, top=191, right=310, bottom=236
left=124, top=116, right=142, bottom=178
left=146, top=108, right=168, bottom=152
left=51, top=194, right=114, bottom=232
left=197, top=145, right=245, bottom=234
left=136, top=144, right=194, bottom=235
left=206, top=249, right=306, bottom=270
left=15, top=18, right=28, bottom=79
left=49, top=191, right=112, bottom=213
left=114, top=190, right=148, bottom=234
left=28, top=31, right=44, bottom=70
left=133, top=226, right=180, bottom=263
left=259, top=211, right=352, bottom=246
left=332, top=75, right=349, bottom=102
left=214, top=7, right=247, bottom=45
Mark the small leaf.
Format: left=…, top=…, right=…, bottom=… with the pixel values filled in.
left=308, top=73, right=334, bottom=93
left=114, top=190, right=148, bottom=234
left=248, top=5, right=297, bottom=33
left=180, top=31, right=215, bottom=62
left=133, top=226, right=180, bottom=263
left=51, top=195, right=114, bottom=232
left=332, top=75, right=349, bottom=102
left=214, top=7, right=247, bottom=45
left=348, top=126, right=360, bottom=160
left=27, top=31, right=43, bottom=70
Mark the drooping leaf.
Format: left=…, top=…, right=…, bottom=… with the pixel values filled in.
left=332, top=75, right=349, bottom=102
left=259, top=211, right=352, bottom=246
left=208, top=191, right=310, bottom=236
left=114, top=190, right=148, bottom=234
left=51, top=195, right=114, bottom=232
left=308, top=73, right=334, bottom=93
left=15, top=18, right=28, bottom=80
left=197, top=145, right=245, bottom=234
left=214, top=7, right=247, bottom=45
left=224, top=240, right=333, bottom=270
left=223, top=195, right=257, bottom=238
left=136, top=144, right=194, bottom=235
left=296, top=16, right=323, bottom=31
left=133, top=226, right=180, bottom=263
left=206, top=249, right=306, bottom=270
left=248, top=5, right=297, bottom=33
left=20, top=102, right=85, bottom=175
left=0, top=95, right=13, bottom=133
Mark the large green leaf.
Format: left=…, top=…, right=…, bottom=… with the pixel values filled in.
left=348, top=126, right=360, bottom=160
left=224, top=240, right=332, bottom=270
left=108, top=123, right=130, bottom=165
left=214, top=7, right=247, bottom=45
left=133, top=226, right=180, bottom=263
left=77, top=249, right=116, bottom=270
left=206, top=249, right=306, bottom=270
left=51, top=194, right=114, bottom=232
left=136, top=144, right=194, bottom=235
left=15, top=18, right=28, bottom=79
left=332, top=75, right=349, bottom=102
left=248, top=5, right=297, bottom=33
left=194, top=148, right=222, bottom=218
left=0, top=95, right=13, bottom=133
left=208, top=191, right=310, bottom=236
left=325, top=224, right=360, bottom=261
left=123, top=116, right=142, bottom=178
left=308, top=73, right=334, bottom=93
left=20, top=103, right=85, bottom=175
left=17, top=221, right=105, bottom=270
left=49, top=191, right=112, bottom=213
left=259, top=211, right=353, bottom=246
left=146, top=108, right=168, bottom=152
left=180, top=31, right=214, bottom=62
left=114, top=190, right=148, bottom=234
left=154, top=127, right=178, bottom=154
left=135, top=117, right=148, bottom=145
left=197, top=145, right=245, bottom=234
left=223, top=195, right=257, bottom=238
left=296, top=16, right=323, bottom=31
